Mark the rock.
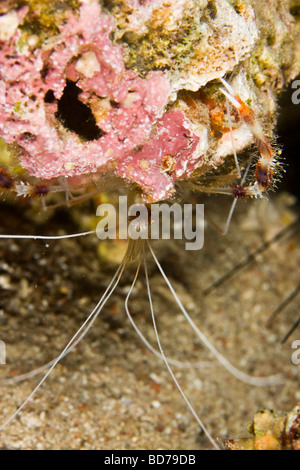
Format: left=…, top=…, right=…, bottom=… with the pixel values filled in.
left=0, top=0, right=298, bottom=201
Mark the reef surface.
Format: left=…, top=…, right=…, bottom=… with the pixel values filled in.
left=0, top=0, right=298, bottom=201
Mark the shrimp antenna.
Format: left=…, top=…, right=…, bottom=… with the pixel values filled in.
left=224, top=93, right=241, bottom=179
left=0, top=230, right=96, bottom=240
left=204, top=219, right=299, bottom=296
left=0, top=257, right=127, bottom=386
left=0, top=247, right=129, bottom=429
left=281, top=316, right=300, bottom=344
left=124, top=252, right=216, bottom=369
left=223, top=159, right=253, bottom=235
left=147, top=242, right=282, bottom=387
left=267, top=284, right=300, bottom=327
left=2, top=243, right=215, bottom=387
left=143, top=250, right=220, bottom=450
left=220, top=78, right=242, bottom=110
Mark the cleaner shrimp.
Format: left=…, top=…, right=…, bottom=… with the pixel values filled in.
left=0, top=78, right=299, bottom=450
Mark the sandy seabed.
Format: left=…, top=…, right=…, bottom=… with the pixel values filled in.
left=0, top=193, right=299, bottom=450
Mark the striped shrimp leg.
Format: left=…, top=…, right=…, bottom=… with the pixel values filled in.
left=220, top=78, right=277, bottom=199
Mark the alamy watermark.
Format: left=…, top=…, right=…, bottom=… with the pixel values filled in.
left=291, top=340, right=300, bottom=365
left=291, top=80, right=300, bottom=105
left=96, top=196, right=204, bottom=251
left=0, top=340, right=5, bottom=365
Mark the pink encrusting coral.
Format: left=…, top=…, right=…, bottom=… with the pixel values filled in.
left=116, top=109, right=201, bottom=201
left=0, top=1, right=174, bottom=199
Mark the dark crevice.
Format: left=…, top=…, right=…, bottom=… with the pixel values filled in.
left=44, top=89, right=56, bottom=103
left=110, top=100, right=120, bottom=108
left=207, top=0, right=217, bottom=19
left=55, top=80, right=103, bottom=141
left=21, top=132, right=36, bottom=141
